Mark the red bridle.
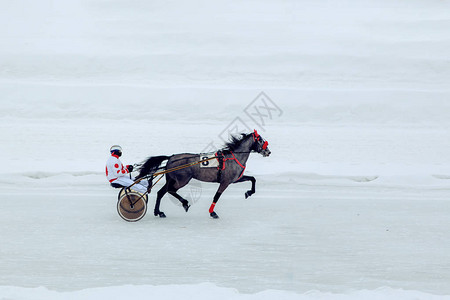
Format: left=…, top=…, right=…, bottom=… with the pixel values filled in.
left=253, top=130, right=268, bottom=150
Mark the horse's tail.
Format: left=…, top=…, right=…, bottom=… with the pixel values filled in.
left=136, top=155, right=170, bottom=179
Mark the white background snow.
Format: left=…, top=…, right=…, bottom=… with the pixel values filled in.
left=1, top=0, right=450, bottom=299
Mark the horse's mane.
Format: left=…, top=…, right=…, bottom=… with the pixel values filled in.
left=223, top=133, right=251, bottom=151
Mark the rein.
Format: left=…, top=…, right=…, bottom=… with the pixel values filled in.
left=129, top=156, right=218, bottom=188
left=134, top=151, right=253, bottom=170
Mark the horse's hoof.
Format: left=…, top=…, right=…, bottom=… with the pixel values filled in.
left=245, top=191, right=253, bottom=199
left=183, top=203, right=191, bottom=212
left=155, top=211, right=166, bottom=218
left=210, top=212, right=219, bottom=219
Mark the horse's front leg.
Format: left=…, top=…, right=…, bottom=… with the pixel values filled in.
left=209, top=182, right=230, bottom=219
left=234, top=175, right=256, bottom=198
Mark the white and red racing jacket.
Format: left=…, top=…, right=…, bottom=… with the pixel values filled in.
left=105, top=154, right=130, bottom=183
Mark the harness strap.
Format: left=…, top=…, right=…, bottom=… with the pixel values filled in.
left=215, top=150, right=246, bottom=182
left=231, top=151, right=246, bottom=169
left=215, top=151, right=224, bottom=182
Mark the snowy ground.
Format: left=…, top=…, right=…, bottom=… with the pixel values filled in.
left=1, top=0, right=450, bottom=299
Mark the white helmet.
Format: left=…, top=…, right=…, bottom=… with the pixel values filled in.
left=110, top=145, right=122, bottom=156
left=110, top=145, right=122, bottom=152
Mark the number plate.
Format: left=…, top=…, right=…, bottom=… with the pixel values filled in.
left=199, top=153, right=219, bottom=168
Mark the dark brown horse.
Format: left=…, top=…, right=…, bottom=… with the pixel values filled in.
left=137, top=130, right=271, bottom=219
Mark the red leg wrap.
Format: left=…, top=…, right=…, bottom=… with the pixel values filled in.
left=209, top=203, right=216, bottom=214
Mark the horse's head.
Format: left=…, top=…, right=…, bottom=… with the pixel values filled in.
left=251, top=130, right=271, bottom=157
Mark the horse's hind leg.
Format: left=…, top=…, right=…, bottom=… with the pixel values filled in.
left=167, top=178, right=191, bottom=212
left=154, top=181, right=169, bottom=218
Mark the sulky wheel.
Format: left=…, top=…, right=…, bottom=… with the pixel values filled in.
left=118, top=188, right=148, bottom=203
left=117, top=191, right=147, bottom=222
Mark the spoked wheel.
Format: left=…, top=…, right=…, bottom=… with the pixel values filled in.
left=117, top=188, right=148, bottom=203
left=117, top=190, right=148, bottom=222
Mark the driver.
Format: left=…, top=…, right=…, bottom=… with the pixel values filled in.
left=105, top=145, right=148, bottom=194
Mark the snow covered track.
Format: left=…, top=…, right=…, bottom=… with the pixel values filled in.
left=1, top=180, right=449, bottom=297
